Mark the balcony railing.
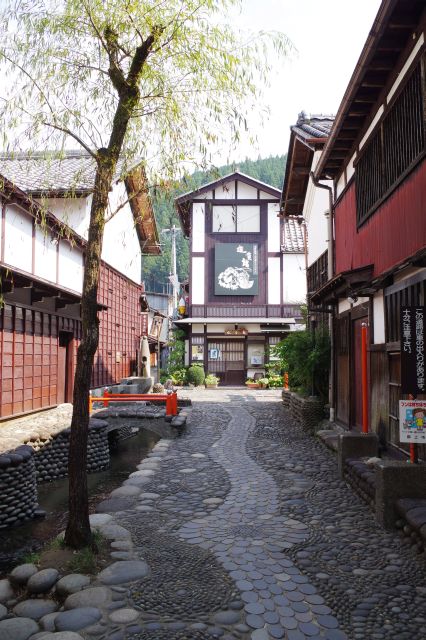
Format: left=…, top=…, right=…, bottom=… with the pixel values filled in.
left=307, top=251, right=328, bottom=296
left=189, top=304, right=303, bottom=319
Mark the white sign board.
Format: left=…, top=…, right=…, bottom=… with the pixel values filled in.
left=399, top=400, right=426, bottom=443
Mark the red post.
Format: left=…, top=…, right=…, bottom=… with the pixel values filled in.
left=361, top=322, right=369, bottom=433
left=88, top=393, right=92, bottom=415
left=166, top=394, right=172, bottom=416
left=103, top=389, right=109, bottom=408
left=173, top=392, right=178, bottom=415
left=283, top=373, right=289, bottom=390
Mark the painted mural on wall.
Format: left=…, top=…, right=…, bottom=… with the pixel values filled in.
left=214, top=243, right=258, bottom=295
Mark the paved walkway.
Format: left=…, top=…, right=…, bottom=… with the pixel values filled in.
left=3, top=389, right=426, bottom=640
left=111, top=390, right=426, bottom=640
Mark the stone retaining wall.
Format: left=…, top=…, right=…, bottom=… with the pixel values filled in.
left=282, top=390, right=324, bottom=432
left=0, top=446, right=37, bottom=530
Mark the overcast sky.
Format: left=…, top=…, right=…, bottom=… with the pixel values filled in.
left=227, top=0, right=382, bottom=163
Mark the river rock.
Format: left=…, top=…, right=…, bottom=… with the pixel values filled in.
left=0, top=579, right=13, bottom=603
left=110, top=485, right=141, bottom=497
left=0, top=616, right=39, bottom=640
left=49, top=633, right=86, bottom=639
left=99, top=524, right=131, bottom=540
left=13, top=598, right=58, bottom=619
left=10, top=563, right=39, bottom=586
left=108, top=607, right=139, bottom=623
left=98, top=560, right=149, bottom=585
left=88, top=514, right=112, bottom=527
left=65, top=586, right=111, bottom=609
left=54, top=607, right=102, bottom=631
left=40, top=612, right=59, bottom=631
left=55, top=574, right=91, bottom=597
left=27, top=569, right=59, bottom=594
left=0, top=603, right=7, bottom=620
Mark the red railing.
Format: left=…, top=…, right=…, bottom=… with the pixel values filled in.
left=89, top=390, right=178, bottom=416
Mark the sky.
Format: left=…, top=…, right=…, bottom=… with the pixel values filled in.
left=227, top=0, right=382, bottom=163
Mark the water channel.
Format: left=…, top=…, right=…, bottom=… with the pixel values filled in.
left=0, top=427, right=160, bottom=574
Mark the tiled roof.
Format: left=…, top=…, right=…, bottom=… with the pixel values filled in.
left=291, top=112, right=334, bottom=141
left=0, top=150, right=124, bottom=193
left=283, top=217, right=305, bottom=253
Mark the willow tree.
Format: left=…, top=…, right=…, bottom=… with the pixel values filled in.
left=0, top=0, right=289, bottom=548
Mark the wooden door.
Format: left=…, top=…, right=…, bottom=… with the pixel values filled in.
left=207, top=339, right=245, bottom=385
left=58, top=332, right=74, bottom=403
left=352, top=317, right=368, bottom=431
left=57, top=343, right=66, bottom=404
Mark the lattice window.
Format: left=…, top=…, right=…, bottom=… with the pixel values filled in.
left=356, top=56, right=425, bottom=226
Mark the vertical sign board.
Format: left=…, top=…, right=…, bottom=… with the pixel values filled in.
left=140, top=312, right=149, bottom=336
left=399, top=306, right=426, bottom=443
left=399, top=400, right=426, bottom=443
left=400, top=306, right=425, bottom=394
left=214, top=243, right=259, bottom=295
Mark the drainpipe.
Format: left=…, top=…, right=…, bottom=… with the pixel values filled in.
left=309, top=172, right=335, bottom=423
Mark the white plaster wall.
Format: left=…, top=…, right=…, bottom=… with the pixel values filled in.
left=34, top=227, right=57, bottom=283
left=192, top=203, right=205, bottom=252
left=282, top=254, right=306, bottom=303
left=58, top=241, right=83, bottom=293
left=39, top=183, right=142, bottom=283
left=102, top=183, right=141, bottom=283
left=40, top=196, right=90, bottom=239
left=267, top=203, right=281, bottom=252
left=302, top=151, right=331, bottom=265
left=191, top=257, right=205, bottom=304
left=184, top=340, right=190, bottom=366
left=4, top=205, right=33, bottom=273
left=206, top=323, right=229, bottom=333
left=192, top=324, right=204, bottom=334
left=338, top=296, right=370, bottom=315
left=268, top=257, right=281, bottom=304
left=237, top=181, right=257, bottom=199
left=346, top=152, right=357, bottom=182
left=336, top=172, right=346, bottom=199
left=259, top=190, right=272, bottom=200
left=373, top=292, right=385, bottom=344
left=216, top=180, right=235, bottom=199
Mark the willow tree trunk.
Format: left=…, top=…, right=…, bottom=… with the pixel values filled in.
left=64, top=29, right=157, bottom=549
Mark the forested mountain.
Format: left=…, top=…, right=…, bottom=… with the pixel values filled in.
left=142, top=154, right=287, bottom=293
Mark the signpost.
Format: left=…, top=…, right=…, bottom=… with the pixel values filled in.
left=400, top=306, right=426, bottom=463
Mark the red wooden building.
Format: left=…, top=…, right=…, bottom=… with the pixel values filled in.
left=310, top=0, right=426, bottom=453
left=0, top=153, right=160, bottom=419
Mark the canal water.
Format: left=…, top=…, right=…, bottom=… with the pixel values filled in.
left=0, top=427, right=160, bottom=574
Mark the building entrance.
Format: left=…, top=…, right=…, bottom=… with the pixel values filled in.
left=207, top=339, right=245, bottom=386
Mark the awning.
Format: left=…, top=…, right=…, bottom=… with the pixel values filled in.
left=174, top=317, right=297, bottom=325
left=310, top=264, right=374, bottom=304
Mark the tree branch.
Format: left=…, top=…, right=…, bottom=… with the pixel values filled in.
left=43, top=122, right=98, bottom=160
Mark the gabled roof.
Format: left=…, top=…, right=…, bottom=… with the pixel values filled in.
left=282, top=217, right=305, bottom=253
left=281, top=113, right=334, bottom=217
left=315, top=0, right=426, bottom=180
left=175, top=171, right=281, bottom=236
left=0, top=150, right=161, bottom=255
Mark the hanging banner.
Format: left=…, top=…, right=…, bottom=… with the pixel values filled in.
left=214, top=243, right=259, bottom=295
left=400, top=306, right=425, bottom=395
left=399, top=400, right=426, bottom=443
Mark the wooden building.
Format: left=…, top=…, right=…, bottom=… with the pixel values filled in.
left=0, top=152, right=160, bottom=419
left=308, top=0, right=426, bottom=453
left=280, top=113, right=334, bottom=325
left=174, top=172, right=306, bottom=385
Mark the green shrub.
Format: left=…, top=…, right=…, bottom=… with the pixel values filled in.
left=205, top=374, right=219, bottom=385
left=187, top=365, right=205, bottom=386
left=267, top=374, right=283, bottom=388
left=170, top=367, right=187, bottom=385
left=271, top=328, right=330, bottom=401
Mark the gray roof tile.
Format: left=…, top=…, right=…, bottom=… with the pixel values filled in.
left=283, top=217, right=305, bottom=253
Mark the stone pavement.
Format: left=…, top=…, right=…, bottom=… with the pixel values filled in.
left=3, top=389, right=426, bottom=640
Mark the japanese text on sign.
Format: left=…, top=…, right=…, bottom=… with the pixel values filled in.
left=399, top=400, right=426, bottom=443
left=400, top=306, right=426, bottom=395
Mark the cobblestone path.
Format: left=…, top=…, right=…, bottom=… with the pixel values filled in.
left=97, top=391, right=426, bottom=640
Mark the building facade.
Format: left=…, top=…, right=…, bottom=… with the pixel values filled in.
left=310, top=0, right=426, bottom=455
left=174, top=172, right=306, bottom=385
left=0, top=152, right=160, bottom=418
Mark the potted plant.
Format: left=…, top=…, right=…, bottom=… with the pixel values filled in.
left=245, top=378, right=259, bottom=389
left=258, top=377, right=269, bottom=389
left=205, top=374, right=220, bottom=389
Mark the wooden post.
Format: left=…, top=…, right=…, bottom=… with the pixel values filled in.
left=361, top=322, right=368, bottom=433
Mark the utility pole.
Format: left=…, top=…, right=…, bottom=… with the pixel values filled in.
left=162, top=224, right=180, bottom=311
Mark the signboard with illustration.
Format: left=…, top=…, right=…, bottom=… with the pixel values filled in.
left=399, top=400, right=426, bottom=443
left=214, top=243, right=259, bottom=295
left=400, top=306, right=425, bottom=395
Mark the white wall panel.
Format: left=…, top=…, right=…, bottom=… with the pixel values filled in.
left=191, top=257, right=205, bottom=304
left=373, top=292, right=385, bottom=344
left=259, top=190, right=272, bottom=199
left=58, top=241, right=83, bottom=293
left=237, top=205, right=260, bottom=232
left=34, top=227, right=57, bottom=283
left=4, top=205, right=33, bottom=273
left=237, top=181, right=257, bottom=199
left=282, top=254, right=306, bottom=303
left=216, top=180, right=235, bottom=199
left=268, top=257, right=281, bottom=304
left=192, top=323, right=204, bottom=334
left=192, top=203, right=205, bottom=252
left=267, top=203, right=280, bottom=252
